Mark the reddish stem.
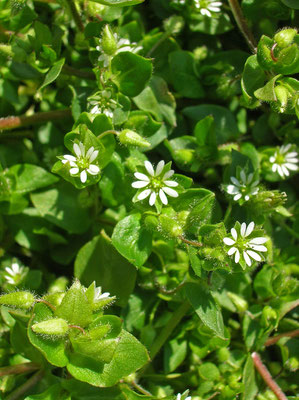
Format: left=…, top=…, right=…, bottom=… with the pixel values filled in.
left=69, top=325, right=86, bottom=335
left=178, top=236, right=203, bottom=247
left=252, top=352, right=288, bottom=400
left=271, top=43, right=278, bottom=62
left=265, top=329, right=299, bottom=346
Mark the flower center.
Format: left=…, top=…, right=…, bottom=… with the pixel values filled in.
left=151, top=177, right=163, bottom=191
left=77, top=158, right=90, bottom=170
left=275, top=154, right=285, bottom=164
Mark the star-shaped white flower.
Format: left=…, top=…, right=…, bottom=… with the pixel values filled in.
left=132, top=160, right=179, bottom=206
left=194, top=0, right=222, bottom=17
left=223, top=222, right=268, bottom=267
left=62, top=142, right=100, bottom=183
left=176, top=393, right=191, bottom=400
left=94, top=287, right=111, bottom=301
left=4, top=262, right=24, bottom=285
left=269, top=144, right=298, bottom=178
left=89, top=90, right=118, bottom=118
left=226, top=170, right=259, bottom=201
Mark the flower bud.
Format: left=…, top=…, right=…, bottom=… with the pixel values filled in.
left=118, top=130, right=150, bottom=148
left=0, top=44, right=13, bottom=59
left=274, top=85, right=290, bottom=113
left=274, top=28, right=297, bottom=48
left=101, top=25, right=118, bottom=56
left=31, top=318, right=69, bottom=336
left=143, top=215, right=159, bottom=231
left=261, top=306, right=277, bottom=328
left=0, top=291, right=35, bottom=309
left=159, top=215, right=183, bottom=238
left=227, top=292, right=248, bottom=312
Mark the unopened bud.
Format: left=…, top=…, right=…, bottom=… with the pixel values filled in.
left=159, top=215, right=183, bottom=238
left=0, top=292, right=35, bottom=309
left=274, top=85, right=289, bottom=113
left=261, top=306, right=277, bottom=327
left=144, top=215, right=159, bottom=231
left=118, top=130, right=150, bottom=148
left=101, top=25, right=118, bottom=56
left=274, top=28, right=297, bottom=48
left=227, top=292, right=248, bottom=312
left=31, top=318, right=69, bottom=336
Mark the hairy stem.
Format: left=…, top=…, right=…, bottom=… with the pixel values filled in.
left=228, top=0, right=257, bottom=53
left=266, top=329, right=299, bottom=347
left=251, top=352, right=288, bottom=400
left=35, top=299, right=56, bottom=312
left=223, top=202, right=232, bottom=225
left=131, top=381, right=152, bottom=396
left=62, top=64, right=95, bottom=80
left=65, top=0, right=84, bottom=32
left=178, top=236, right=203, bottom=247
left=0, top=109, right=72, bottom=132
left=0, top=363, right=39, bottom=377
left=97, top=130, right=119, bottom=140
left=6, top=369, right=44, bottom=400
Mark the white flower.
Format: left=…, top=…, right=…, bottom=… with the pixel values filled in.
left=89, top=90, right=118, bottom=118
left=223, top=222, right=268, bottom=267
left=176, top=393, right=191, bottom=400
left=193, top=0, right=222, bottom=17
left=4, top=262, right=24, bottom=285
left=226, top=170, right=259, bottom=202
left=94, top=287, right=111, bottom=301
left=62, top=142, right=100, bottom=183
left=132, top=160, right=179, bottom=206
left=269, top=144, right=298, bottom=179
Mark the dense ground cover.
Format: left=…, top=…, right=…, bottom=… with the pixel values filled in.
left=0, top=0, right=298, bottom=399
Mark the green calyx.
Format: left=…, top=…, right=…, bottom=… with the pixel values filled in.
left=0, top=291, right=35, bottom=309
left=274, top=28, right=297, bottom=48
left=101, top=25, right=118, bottom=56
left=31, top=318, right=69, bottom=336
left=118, top=129, right=150, bottom=148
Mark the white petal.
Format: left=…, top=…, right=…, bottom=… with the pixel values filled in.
left=277, top=165, right=284, bottom=177
left=240, top=223, right=246, bottom=237
left=5, top=267, right=13, bottom=275
left=227, top=185, right=239, bottom=194
left=89, top=150, right=99, bottom=163
left=247, top=173, right=253, bottom=184
left=5, top=277, right=15, bottom=284
left=269, top=156, right=276, bottom=163
left=243, top=251, right=252, bottom=267
left=149, top=192, right=157, bottom=206
left=63, top=154, right=77, bottom=162
left=155, top=160, right=165, bottom=176
left=211, top=2, right=222, bottom=6
left=272, top=164, right=278, bottom=172
left=87, top=165, right=100, bottom=175
left=73, top=143, right=82, bottom=158
left=132, top=181, right=149, bottom=188
left=248, top=244, right=267, bottom=252
left=234, top=249, right=240, bottom=263
left=285, top=152, right=297, bottom=158
left=164, top=180, right=178, bottom=187
left=208, top=6, right=221, bottom=12
left=159, top=189, right=168, bottom=205
left=228, top=246, right=237, bottom=256
left=137, top=189, right=151, bottom=200
left=70, top=167, right=79, bottom=175
left=281, top=165, right=289, bottom=176
left=284, top=163, right=298, bottom=171
left=245, top=221, right=255, bottom=237
left=163, top=170, right=174, bottom=179
left=79, top=142, right=85, bottom=157
left=201, top=8, right=212, bottom=16
left=249, top=237, right=268, bottom=245
left=144, top=161, right=155, bottom=176
left=231, top=228, right=237, bottom=240
left=281, top=144, right=291, bottom=153
left=86, top=146, right=95, bottom=159
left=162, top=187, right=178, bottom=198
left=223, top=237, right=235, bottom=246
left=230, top=177, right=241, bottom=186
left=245, top=195, right=250, bottom=201
left=233, top=194, right=242, bottom=201
left=246, top=250, right=261, bottom=262
left=134, top=172, right=150, bottom=181
left=284, top=158, right=298, bottom=163
left=12, top=263, right=20, bottom=273
left=80, top=170, right=87, bottom=183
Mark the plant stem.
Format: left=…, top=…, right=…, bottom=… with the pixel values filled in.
left=228, top=0, right=257, bottom=53
left=265, top=329, right=299, bottom=346
left=131, top=381, right=152, bottom=396
left=35, top=299, right=56, bottom=312
left=6, top=369, right=44, bottom=400
left=65, top=0, right=84, bottom=32
left=223, top=202, right=232, bottom=225
left=0, top=363, right=39, bottom=377
left=178, top=236, right=203, bottom=247
left=251, top=352, right=288, bottom=400
left=62, top=64, right=95, bottom=80
left=149, top=301, right=190, bottom=361
left=0, top=109, right=72, bottom=132
left=97, top=130, right=119, bottom=140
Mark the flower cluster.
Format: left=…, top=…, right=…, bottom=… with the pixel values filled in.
left=62, top=142, right=100, bottom=183
left=132, top=160, right=179, bottom=206
left=269, top=144, right=298, bottom=179
left=88, top=90, right=118, bottom=118
left=193, top=0, right=222, bottom=17
left=223, top=222, right=268, bottom=267
left=4, top=262, right=25, bottom=285
left=225, top=170, right=259, bottom=202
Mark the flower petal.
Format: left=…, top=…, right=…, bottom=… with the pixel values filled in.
left=234, top=249, right=240, bottom=263
left=144, top=161, right=155, bottom=176
left=233, top=194, right=242, bottom=201
left=149, top=192, right=157, bottom=206
left=164, top=180, right=178, bottom=187
left=134, top=172, right=150, bottom=181
left=243, top=251, right=252, bottom=267
left=162, top=187, right=178, bottom=198
left=73, top=143, right=81, bottom=157
left=86, top=146, right=95, bottom=159
left=87, top=165, right=100, bottom=175
left=281, top=165, right=289, bottom=177
left=79, top=142, right=85, bottom=157
left=70, top=167, right=79, bottom=175
left=155, top=160, right=165, bottom=176
left=138, top=189, right=151, bottom=201
left=63, top=155, right=77, bottom=162
left=132, top=181, right=149, bottom=188
left=240, top=223, right=246, bottom=237
left=223, top=237, right=235, bottom=246
left=163, top=170, right=174, bottom=179
left=284, top=163, right=298, bottom=171
left=89, top=150, right=99, bottom=163
left=246, top=250, right=261, bottom=262
left=80, top=170, right=87, bottom=183
left=230, top=177, right=241, bottom=186
left=245, top=221, right=255, bottom=237
left=231, top=228, right=237, bottom=240
left=277, top=165, right=284, bottom=178
left=228, top=246, right=237, bottom=256
left=159, top=189, right=168, bottom=205
left=248, top=244, right=267, bottom=252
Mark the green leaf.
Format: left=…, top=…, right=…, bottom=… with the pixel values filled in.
left=28, top=303, right=69, bottom=367
left=169, top=51, right=204, bottom=99
left=242, top=355, right=258, bottom=400
left=74, top=233, right=137, bottom=306
left=67, top=330, right=149, bottom=387
left=190, top=13, right=233, bottom=34
left=281, top=0, right=299, bottom=8
left=254, top=75, right=281, bottom=102
left=40, top=58, right=65, bottom=91
left=164, top=338, right=187, bottom=373
left=185, top=282, right=225, bottom=339
left=111, top=52, right=153, bottom=97
left=25, top=384, right=70, bottom=400
left=112, top=213, right=152, bottom=268
left=241, top=55, right=266, bottom=108
left=89, top=0, right=144, bottom=6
